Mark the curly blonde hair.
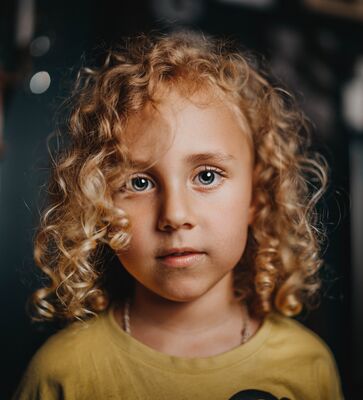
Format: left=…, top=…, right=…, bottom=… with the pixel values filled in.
left=28, top=29, right=329, bottom=323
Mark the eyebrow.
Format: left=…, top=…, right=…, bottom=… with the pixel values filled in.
left=129, top=152, right=236, bottom=169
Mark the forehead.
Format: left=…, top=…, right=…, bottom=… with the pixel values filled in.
left=122, top=88, right=253, bottom=168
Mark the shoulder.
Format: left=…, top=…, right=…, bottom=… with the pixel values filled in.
left=265, top=312, right=344, bottom=398
left=267, top=311, right=335, bottom=360
left=13, top=308, right=134, bottom=399
left=19, top=311, right=107, bottom=387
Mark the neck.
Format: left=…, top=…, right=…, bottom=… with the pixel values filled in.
left=126, top=275, right=248, bottom=336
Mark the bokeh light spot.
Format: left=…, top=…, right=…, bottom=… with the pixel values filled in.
left=30, top=36, right=51, bottom=57
left=29, top=71, right=51, bottom=94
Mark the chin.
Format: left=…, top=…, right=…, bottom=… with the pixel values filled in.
left=151, top=282, right=212, bottom=303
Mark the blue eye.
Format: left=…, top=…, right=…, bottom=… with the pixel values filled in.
left=194, top=166, right=225, bottom=187
left=119, top=175, right=154, bottom=193
left=129, top=176, right=154, bottom=192
left=196, top=169, right=219, bottom=185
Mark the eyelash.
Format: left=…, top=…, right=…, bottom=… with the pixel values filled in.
left=120, top=166, right=226, bottom=193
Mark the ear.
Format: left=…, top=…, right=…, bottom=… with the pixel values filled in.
left=247, top=204, right=255, bottom=225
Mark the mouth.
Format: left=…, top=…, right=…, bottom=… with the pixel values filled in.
left=156, top=250, right=206, bottom=268
left=157, top=247, right=204, bottom=258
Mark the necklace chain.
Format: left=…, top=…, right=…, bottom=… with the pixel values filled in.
left=122, top=297, right=251, bottom=345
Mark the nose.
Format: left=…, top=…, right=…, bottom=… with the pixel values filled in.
left=157, top=185, right=196, bottom=232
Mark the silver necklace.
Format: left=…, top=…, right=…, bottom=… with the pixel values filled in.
left=122, top=298, right=251, bottom=345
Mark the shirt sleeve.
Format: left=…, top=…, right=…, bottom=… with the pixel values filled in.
left=316, top=347, right=345, bottom=400
left=12, top=353, right=64, bottom=400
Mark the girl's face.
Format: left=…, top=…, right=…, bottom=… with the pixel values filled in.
left=113, top=89, right=255, bottom=303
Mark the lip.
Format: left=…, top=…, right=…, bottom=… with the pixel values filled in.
left=157, top=252, right=205, bottom=268
left=157, top=247, right=203, bottom=258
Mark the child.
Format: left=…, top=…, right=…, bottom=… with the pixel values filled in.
left=14, top=29, right=344, bottom=400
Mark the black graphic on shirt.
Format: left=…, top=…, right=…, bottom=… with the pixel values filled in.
left=228, top=389, right=291, bottom=400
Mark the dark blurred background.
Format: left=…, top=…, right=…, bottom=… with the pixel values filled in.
left=1, top=0, right=362, bottom=398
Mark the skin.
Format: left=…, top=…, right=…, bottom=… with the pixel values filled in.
left=112, top=88, right=262, bottom=357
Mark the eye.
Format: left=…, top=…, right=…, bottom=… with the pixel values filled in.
left=194, top=166, right=225, bottom=187
left=121, top=175, right=155, bottom=193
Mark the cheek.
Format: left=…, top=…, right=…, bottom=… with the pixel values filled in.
left=207, top=187, right=252, bottom=256
left=125, top=221, right=152, bottom=256
left=120, top=198, right=155, bottom=234
left=212, top=209, right=250, bottom=249
left=116, top=203, right=155, bottom=262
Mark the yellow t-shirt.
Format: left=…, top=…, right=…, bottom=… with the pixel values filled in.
left=13, top=303, right=344, bottom=400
